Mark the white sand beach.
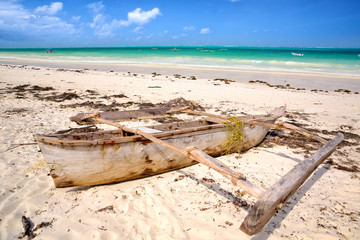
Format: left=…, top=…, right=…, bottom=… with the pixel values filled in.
left=0, top=63, right=359, bottom=240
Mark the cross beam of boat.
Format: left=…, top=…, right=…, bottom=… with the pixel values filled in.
left=35, top=105, right=342, bottom=235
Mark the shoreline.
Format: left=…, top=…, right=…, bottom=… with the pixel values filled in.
left=1, top=58, right=360, bottom=92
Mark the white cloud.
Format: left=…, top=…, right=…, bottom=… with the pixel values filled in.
left=200, top=28, right=210, bottom=34
left=183, top=26, right=195, bottom=31
left=34, top=16, right=76, bottom=33
left=0, top=1, right=161, bottom=42
left=133, top=26, right=143, bottom=33
left=71, top=16, right=81, bottom=22
left=229, top=0, right=240, bottom=2
left=90, top=14, right=105, bottom=28
left=0, top=0, right=75, bottom=40
left=87, top=1, right=105, bottom=15
left=89, top=7, right=160, bottom=38
left=89, top=14, right=113, bottom=37
left=95, top=24, right=113, bottom=37
left=120, top=8, right=161, bottom=26
left=172, top=33, right=187, bottom=39
left=35, top=2, right=63, bottom=15
left=91, top=7, right=161, bottom=37
left=0, top=1, right=32, bottom=24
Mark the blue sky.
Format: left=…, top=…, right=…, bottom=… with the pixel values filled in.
left=0, top=0, right=360, bottom=48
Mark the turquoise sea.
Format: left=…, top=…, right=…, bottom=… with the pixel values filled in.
left=1, top=46, right=360, bottom=76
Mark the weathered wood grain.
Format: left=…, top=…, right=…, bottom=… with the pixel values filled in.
left=70, top=106, right=185, bottom=124
left=36, top=107, right=285, bottom=187
left=240, top=133, right=344, bottom=235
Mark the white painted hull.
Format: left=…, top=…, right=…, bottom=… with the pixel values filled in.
left=36, top=107, right=285, bottom=187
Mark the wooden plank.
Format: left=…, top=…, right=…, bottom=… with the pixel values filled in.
left=35, top=122, right=225, bottom=146
left=188, top=148, right=264, bottom=198
left=277, top=121, right=327, bottom=144
left=240, top=133, right=344, bottom=235
left=70, top=106, right=185, bottom=124
left=93, top=117, right=264, bottom=198
left=183, top=108, right=326, bottom=144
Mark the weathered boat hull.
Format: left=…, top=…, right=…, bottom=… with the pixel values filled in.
left=35, top=107, right=285, bottom=188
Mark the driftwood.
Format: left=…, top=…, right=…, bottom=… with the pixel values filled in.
left=240, top=133, right=344, bottom=235
left=21, top=215, right=35, bottom=239
left=21, top=215, right=53, bottom=239
left=4, top=143, right=37, bottom=152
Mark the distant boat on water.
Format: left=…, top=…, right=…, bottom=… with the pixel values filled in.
left=201, top=50, right=215, bottom=53
left=170, top=48, right=181, bottom=51
left=291, top=52, right=304, bottom=56
left=45, top=49, right=53, bottom=53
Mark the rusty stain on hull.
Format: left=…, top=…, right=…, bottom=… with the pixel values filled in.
left=36, top=107, right=286, bottom=188
left=100, top=144, right=107, bottom=159
left=51, top=173, right=59, bottom=178
left=140, top=140, right=152, bottom=145
left=144, top=155, right=153, bottom=164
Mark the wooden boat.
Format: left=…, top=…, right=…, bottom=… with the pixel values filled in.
left=35, top=105, right=344, bottom=235
left=35, top=106, right=285, bottom=188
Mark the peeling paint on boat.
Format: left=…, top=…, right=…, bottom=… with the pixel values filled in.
left=35, top=107, right=285, bottom=187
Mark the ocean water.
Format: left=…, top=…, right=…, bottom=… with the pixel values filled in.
left=1, top=46, right=360, bottom=76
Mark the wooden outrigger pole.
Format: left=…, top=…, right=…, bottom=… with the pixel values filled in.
left=240, top=133, right=343, bottom=235
left=179, top=108, right=343, bottom=234
left=79, top=106, right=343, bottom=235
left=83, top=114, right=265, bottom=198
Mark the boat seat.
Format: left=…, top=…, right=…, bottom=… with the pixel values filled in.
left=133, top=127, right=163, bottom=133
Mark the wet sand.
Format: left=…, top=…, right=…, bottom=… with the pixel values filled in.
left=1, top=58, right=360, bottom=92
